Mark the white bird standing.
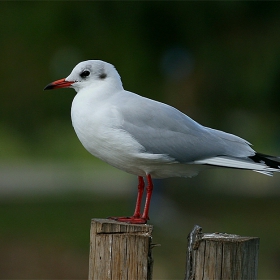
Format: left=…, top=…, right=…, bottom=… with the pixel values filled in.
left=44, top=60, right=280, bottom=224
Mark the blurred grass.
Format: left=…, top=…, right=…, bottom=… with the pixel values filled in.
left=1, top=1, right=280, bottom=279
left=0, top=122, right=280, bottom=278
left=1, top=189, right=280, bottom=279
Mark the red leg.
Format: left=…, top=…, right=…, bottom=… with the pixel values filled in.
left=132, top=176, right=145, bottom=218
left=108, top=175, right=154, bottom=224
left=141, top=174, right=153, bottom=221
left=108, top=176, right=148, bottom=224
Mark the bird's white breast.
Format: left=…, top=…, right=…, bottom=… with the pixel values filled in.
left=71, top=88, right=151, bottom=176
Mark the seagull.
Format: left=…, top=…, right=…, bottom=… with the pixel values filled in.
left=44, top=60, right=280, bottom=224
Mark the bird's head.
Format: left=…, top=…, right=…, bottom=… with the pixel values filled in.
left=44, top=60, right=122, bottom=92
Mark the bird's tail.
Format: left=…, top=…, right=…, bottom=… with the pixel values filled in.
left=194, top=152, right=280, bottom=176
left=249, top=153, right=280, bottom=176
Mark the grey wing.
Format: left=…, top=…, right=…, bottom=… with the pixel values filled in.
left=117, top=92, right=255, bottom=163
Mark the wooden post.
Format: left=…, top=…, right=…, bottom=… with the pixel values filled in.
left=185, top=225, right=259, bottom=280
left=88, top=219, right=154, bottom=280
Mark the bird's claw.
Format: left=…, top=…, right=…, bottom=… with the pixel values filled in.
left=108, top=216, right=148, bottom=224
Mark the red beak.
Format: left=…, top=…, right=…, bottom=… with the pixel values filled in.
left=44, top=78, right=74, bottom=90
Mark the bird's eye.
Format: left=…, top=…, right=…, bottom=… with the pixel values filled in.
left=80, top=70, right=90, bottom=78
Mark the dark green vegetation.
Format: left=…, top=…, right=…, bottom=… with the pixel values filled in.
left=1, top=1, right=280, bottom=279
left=1, top=182, right=280, bottom=279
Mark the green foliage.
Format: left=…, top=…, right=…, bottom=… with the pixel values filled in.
left=1, top=2, right=280, bottom=278
left=0, top=1, right=280, bottom=152
left=1, top=192, right=280, bottom=278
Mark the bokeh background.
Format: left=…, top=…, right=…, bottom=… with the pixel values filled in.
left=1, top=1, right=280, bottom=279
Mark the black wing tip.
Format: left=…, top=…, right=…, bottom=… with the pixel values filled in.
left=249, top=153, right=280, bottom=170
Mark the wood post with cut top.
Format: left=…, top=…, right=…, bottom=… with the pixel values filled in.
left=88, top=219, right=154, bottom=280
left=185, top=225, right=260, bottom=280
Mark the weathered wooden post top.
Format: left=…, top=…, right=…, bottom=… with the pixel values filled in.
left=88, top=218, right=154, bottom=280
left=185, top=225, right=260, bottom=280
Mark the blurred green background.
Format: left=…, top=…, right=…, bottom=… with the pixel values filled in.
left=1, top=1, right=280, bottom=279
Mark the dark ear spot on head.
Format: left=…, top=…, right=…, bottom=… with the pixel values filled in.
left=99, top=73, right=107, bottom=79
